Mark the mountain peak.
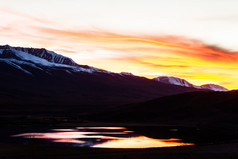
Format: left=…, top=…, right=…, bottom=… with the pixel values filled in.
left=154, top=76, right=228, bottom=92
left=0, top=44, right=12, bottom=50
left=120, top=72, right=134, bottom=76
left=154, top=76, right=194, bottom=87
left=0, top=45, right=77, bottom=66
left=0, top=44, right=110, bottom=75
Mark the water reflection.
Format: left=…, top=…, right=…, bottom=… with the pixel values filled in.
left=12, top=127, right=194, bottom=148
left=94, top=136, right=192, bottom=148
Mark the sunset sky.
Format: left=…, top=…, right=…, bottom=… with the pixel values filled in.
left=1, top=0, right=238, bottom=89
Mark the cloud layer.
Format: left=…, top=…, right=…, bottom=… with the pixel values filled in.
left=1, top=9, right=238, bottom=90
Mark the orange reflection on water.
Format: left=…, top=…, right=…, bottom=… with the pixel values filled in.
left=93, top=136, right=194, bottom=148
left=12, top=127, right=194, bottom=148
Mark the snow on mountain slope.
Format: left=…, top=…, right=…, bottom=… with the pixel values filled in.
left=1, top=59, right=33, bottom=75
left=154, top=76, right=194, bottom=87
left=200, top=84, right=229, bottom=92
left=0, top=45, right=77, bottom=66
left=154, top=76, right=228, bottom=92
left=0, top=45, right=109, bottom=75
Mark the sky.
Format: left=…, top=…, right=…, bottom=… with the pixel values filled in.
left=1, top=0, right=238, bottom=89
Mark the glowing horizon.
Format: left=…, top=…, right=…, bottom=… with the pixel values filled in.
left=1, top=0, right=238, bottom=90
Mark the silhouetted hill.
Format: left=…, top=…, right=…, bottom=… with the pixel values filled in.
left=94, top=90, right=238, bottom=125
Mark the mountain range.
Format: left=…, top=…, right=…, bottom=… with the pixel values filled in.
left=0, top=45, right=228, bottom=112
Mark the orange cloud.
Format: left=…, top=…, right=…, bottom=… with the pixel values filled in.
left=1, top=10, right=238, bottom=90
left=9, top=26, right=238, bottom=89
left=33, top=26, right=238, bottom=63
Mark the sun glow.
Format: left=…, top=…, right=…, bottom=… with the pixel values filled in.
left=1, top=0, right=238, bottom=89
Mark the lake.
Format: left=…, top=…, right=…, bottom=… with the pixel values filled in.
left=10, top=126, right=194, bottom=148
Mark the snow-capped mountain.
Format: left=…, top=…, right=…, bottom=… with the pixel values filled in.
left=1, top=45, right=204, bottom=109
left=0, top=45, right=76, bottom=66
left=0, top=45, right=227, bottom=93
left=154, top=76, right=194, bottom=88
left=154, top=76, right=228, bottom=92
left=0, top=45, right=109, bottom=75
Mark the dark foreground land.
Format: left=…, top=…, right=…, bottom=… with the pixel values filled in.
left=1, top=91, right=238, bottom=159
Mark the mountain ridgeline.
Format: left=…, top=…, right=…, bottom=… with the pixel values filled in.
left=0, top=45, right=228, bottom=112
left=93, top=90, right=238, bottom=125
left=153, top=76, right=228, bottom=92
left=0, top=45, right=77, bottom=66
